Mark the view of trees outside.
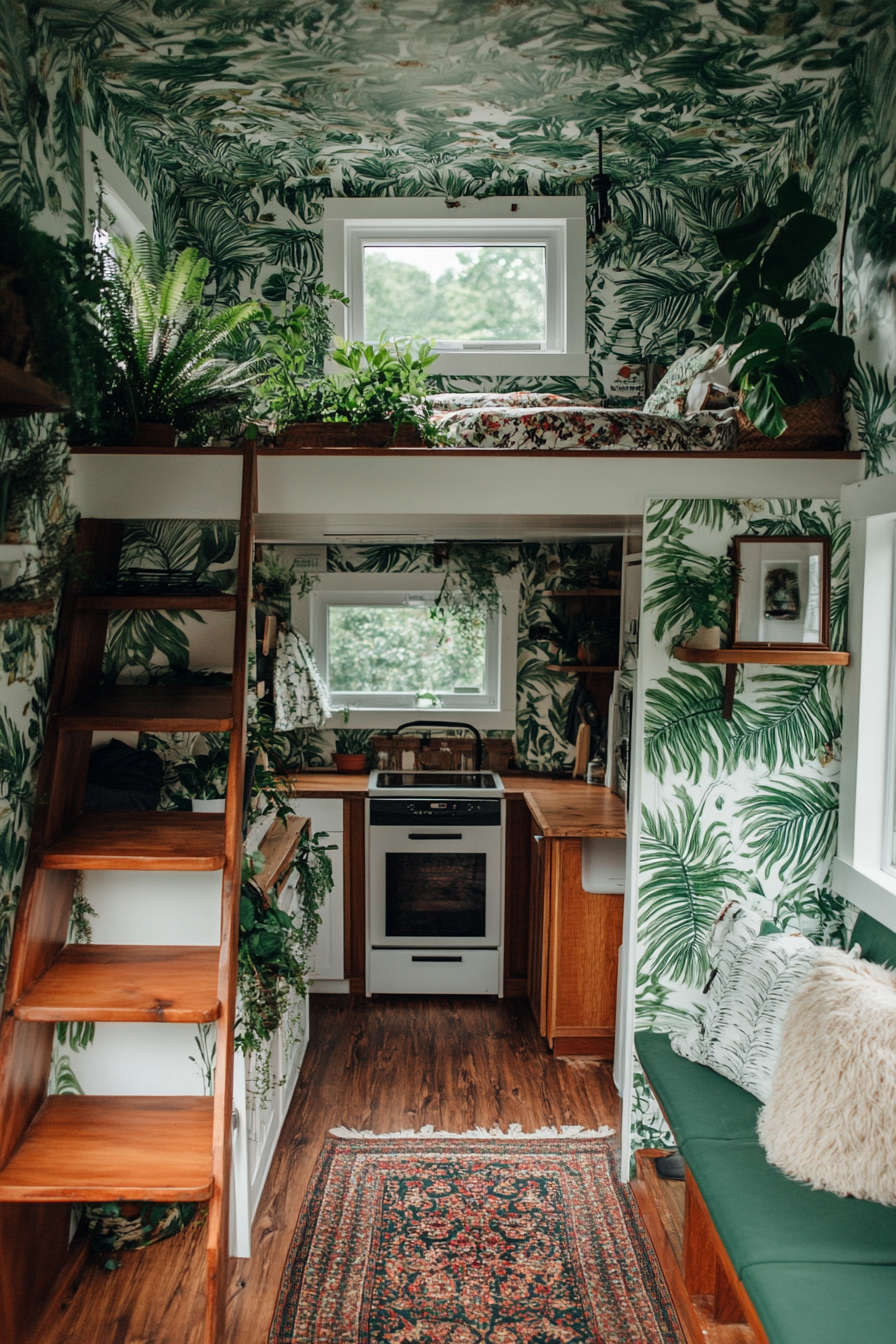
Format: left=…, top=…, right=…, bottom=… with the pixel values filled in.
left=363, top=245, right=546, bottom=344
left=328, top=605, right=486, bottom=693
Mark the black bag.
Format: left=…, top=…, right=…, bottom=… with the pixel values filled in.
left=83, top=738, right=164, bottom=811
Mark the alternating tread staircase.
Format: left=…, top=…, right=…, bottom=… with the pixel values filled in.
left=0, top=444, right=255, bottom=1343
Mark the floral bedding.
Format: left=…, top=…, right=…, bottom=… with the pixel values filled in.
left=427, top=393, right=736, bottom=452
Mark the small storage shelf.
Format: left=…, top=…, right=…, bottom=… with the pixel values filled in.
left=0, top=599, right=55, bottom=620
left=672, top=645, right=850, bottom=667
left=672, top=644, right=850, bottom=718
left=546, top=663, right=620, bottom=674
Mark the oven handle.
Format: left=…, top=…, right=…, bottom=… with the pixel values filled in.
left=412, top=955, right=463, bottom=962
left=406, top=832, right=464, bottom=840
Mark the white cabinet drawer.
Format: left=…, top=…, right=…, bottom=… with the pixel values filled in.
left=369, top=948, right=500, bottom=995
left=292, top=797, right=343, bottom=833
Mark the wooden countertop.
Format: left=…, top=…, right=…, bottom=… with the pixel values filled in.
left=278, top=771, right=626, bottom=838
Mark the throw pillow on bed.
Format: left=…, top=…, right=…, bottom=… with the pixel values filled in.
left=758, top=948, right=896, bottom=1204
left=670, top=898, right=818, bottom=1101
left=642, top=344, right=726, bottom=418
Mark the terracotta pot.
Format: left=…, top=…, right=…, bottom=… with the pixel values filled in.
left=332, top=752, right=368, bottom=774
left=275, top=422, right=425, bottom=450
left=132, top=422, right=177, bottom=447
left=685, top=625, right=722, bottom=650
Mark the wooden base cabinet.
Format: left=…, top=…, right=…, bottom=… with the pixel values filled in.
left=528, top=828, right=623, bottom=1057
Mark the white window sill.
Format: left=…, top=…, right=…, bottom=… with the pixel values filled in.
left=323, top=707, right=515, bottom=730
left=831, top=857, right=896, bottom=932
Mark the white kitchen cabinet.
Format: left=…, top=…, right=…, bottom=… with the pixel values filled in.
left=294, top=798, right=347, bottom=992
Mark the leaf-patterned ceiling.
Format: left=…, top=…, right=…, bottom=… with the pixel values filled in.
left=7, top=0, right=890, bottom=211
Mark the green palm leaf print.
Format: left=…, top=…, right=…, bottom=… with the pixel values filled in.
left=737, top=774, right=839, bottom=882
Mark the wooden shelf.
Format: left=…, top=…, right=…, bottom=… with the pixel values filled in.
left=540, top=589, right=621, bottom=598
left=0, top=358, right=70, bottom=417
left=56, top=685, right=234, bottom=733
left=40, top=812, right=228, bottom=870
left=546, top=664, right=620, bottom=674
left=0, top=1095, right=214, bottom=1201
left=77, top=593, right=237, bottom=611
left=14, top=945, right=221, bottom=1023
left=255, top=816, right=310, bottom=894
left=672, top=645, right=850, bottom=666
left=0, top=599, right=55, bottom=620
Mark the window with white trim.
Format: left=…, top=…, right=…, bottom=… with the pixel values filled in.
left=833, top=474, right=896, bottom=929
left=322, top=198, right=587, bottom=378
left=293, top=573, right=519, bottom=728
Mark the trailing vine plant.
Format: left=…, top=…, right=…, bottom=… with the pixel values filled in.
left=430, top=544, right=519, bottom=647
left=236, top=831, right=334, bottom=1103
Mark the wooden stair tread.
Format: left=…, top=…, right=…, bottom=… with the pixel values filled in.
left=57, top=685, right=233, bottom=732
left=14, top=945, right=221, bottom=1023
left=41, top=812, right=228, bottom=870
left=77, top=594, right=237, bottom=611
left=0, top=1095, right=214, bottom=1201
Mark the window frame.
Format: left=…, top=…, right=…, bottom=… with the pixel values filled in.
left=292, top=572, right=519, bottom=729
left=321, top=197, right=587, bottom=378
left=833, top=473, right=896, bottom=931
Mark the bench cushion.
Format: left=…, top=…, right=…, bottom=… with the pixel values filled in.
left=682, top=1138, right=896, bottom=1275
left=741, top=1263, right=896, bottom=1344
left=635, top=1029, right=761, bottom=1142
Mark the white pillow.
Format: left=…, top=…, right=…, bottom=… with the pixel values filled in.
left=758, top=949, right=896, bottom=1204
left=671, top=899, right=818, bottom=1101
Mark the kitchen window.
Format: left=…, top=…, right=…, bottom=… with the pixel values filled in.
left=322, top=198, right=587, bottom=378
left=293, top=573, right=519, bottom=728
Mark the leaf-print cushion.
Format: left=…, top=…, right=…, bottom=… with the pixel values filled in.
left=671, top=900, right=818, bottom=1102
left=643, top=344, right=727, bottom=419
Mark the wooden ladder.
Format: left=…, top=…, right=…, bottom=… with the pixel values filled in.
left=0, top=443, right=256, bottom=1343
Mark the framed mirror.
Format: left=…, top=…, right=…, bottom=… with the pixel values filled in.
left=730, top=535, right=831, bottom=651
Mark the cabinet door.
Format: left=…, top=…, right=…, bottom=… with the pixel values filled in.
left=308, top=837, right=344, bottom=980
left=548, top=839, right=623, bottom=1057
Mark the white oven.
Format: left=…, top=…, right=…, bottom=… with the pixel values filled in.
left=366, top=791, right=504, bottom=995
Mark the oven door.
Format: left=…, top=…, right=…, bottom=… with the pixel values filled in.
left=368, top=802, right=504, bottom=948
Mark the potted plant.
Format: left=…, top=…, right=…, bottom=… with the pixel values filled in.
left=332, top=727, right=371, bottom=774
left=544, top=608, right=619, bottom=665
left=0, top=205, right=103, bottom=424
left=701, top=174, right=856, bottom=441
left=646, top=550, right=739, bottom=650
left=256, top=287, right=443, bottom=446
left=97, top=235, right=260, bottom=446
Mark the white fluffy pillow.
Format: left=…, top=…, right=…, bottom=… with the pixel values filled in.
left=671, top=899, right=818, bottom=1101
left=758, top=949, right=896, bottom=1204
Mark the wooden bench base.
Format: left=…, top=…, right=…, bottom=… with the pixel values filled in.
left=631, top=1149, right=769, bottom=1344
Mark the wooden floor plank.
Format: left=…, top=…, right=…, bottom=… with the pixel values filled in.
left=56, top=686, right=233, bottom=733
left=27, top=995, right=622, bottom=1344
left=14, top=945, right=221, bottom=1023
left=0, top=1096, right=214, bottom=1202
left=41, top=812, right=228, bottom=871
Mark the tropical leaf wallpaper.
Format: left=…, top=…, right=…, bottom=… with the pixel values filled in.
left=632, top=495, right=852, bottom=1152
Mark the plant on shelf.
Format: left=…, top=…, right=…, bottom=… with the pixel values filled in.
left=644, top=545, right=739, bottom=649
left=96, top=234, right=260, bottom=445
left=0, top=204, right=104, bottom=425
left=332, top=723, right=372, bottom=773
left=545, top=608, right=619, bottom=666
left=255, top=283, right=347, bottom=419
left=253, top=548, right=319, bottom=614
left=700, top=174, right=856, bottom=437
left=558, top=542, right=623, bottom=591
left=167, top=732, right=230, bottom=810
left=237, top=831, right=333, bottom=1102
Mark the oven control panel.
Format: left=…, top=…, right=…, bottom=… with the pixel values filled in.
left=369, top=799, right=502, bottom=826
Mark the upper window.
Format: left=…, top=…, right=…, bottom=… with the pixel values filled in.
left=322, top=198, right=587, bottom=377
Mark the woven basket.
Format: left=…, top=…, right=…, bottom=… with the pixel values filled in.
left=275, top=421, right=425, bottom=449
left=736, top=394, right=845, bottom=452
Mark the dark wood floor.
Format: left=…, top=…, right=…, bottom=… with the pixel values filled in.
left=30, top=995, right=621, bottom=1344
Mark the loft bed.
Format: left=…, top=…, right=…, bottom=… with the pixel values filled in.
left=427, top=392, right=738, bottom=453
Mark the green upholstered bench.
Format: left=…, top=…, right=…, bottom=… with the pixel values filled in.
left=633, top=910, right=896, bottom=1344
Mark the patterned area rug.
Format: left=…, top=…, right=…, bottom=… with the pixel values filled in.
left=269, top=1128, right=683, bottom=1344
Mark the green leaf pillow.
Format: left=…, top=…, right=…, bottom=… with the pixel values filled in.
left=643, top=344, right=726, bottom=419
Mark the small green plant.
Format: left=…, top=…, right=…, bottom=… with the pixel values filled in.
left=253, top=548, right=319, bottom=614
left=98, top=234, right=260, bottom=438
left=255, top=284, right=348, bottom=422
left=646, top=548, right=739, bottom=643
left=701, top=174, right=856, bottom=437
left=333, top=728, right=372, bottom=760
left=168, top=733, right=230, bottom=803
left=545, top=608, right=619, bottom=665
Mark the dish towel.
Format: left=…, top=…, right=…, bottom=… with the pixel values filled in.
left=272, top=625, right=331, bottom=730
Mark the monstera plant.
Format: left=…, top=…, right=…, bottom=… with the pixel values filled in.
left=702, top=175, right=856, bottom=437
